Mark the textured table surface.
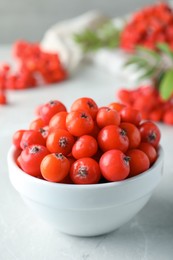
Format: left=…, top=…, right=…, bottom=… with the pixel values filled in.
left=0, top=46, right=173, bottom=260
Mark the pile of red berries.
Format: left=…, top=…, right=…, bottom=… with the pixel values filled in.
left=12, top=97, right=161, bottom=184
left=118, top=86, right=173, bottom=125
left=0, top=41, right=67, bottom=105
left=120, top=2, right=173, bottom=51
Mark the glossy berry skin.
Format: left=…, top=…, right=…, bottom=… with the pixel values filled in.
left=40, top=153, right=70, bottom=182
left=99, top=149, right=130, bottom=181
left=72, top=135, right=98, bottom=159
left=70, top=97, right=98, bottom=119
left=20, top=130, right=46, bottom=149
left=120, top=107, right=142, bottom=126
left=49, top=111, right=68, bottom=131
left=66, top=110, right=94, bottom=137
left=12, top=129, right=25, bottom=149
left=39, top=100, right=67, bottom=124
left=138, top=142, right=157, bottom=164
left=29, top=118, right=45, bottom=131
left=97, top=125, right=129, bottom=153
left=126, top=149, right=150, bottom=177
left=96, top=107, right=120, bottom=128
left=70, top=157, right=101, bottom=184
left=18, top=145, right=49, bottom=177
left=120, top=122, right=141, bottom=149
left=139, top=121, right=161, bottom=148
left=46, top=129, right=75, bottom=156
left=108, top=102, right=126, bottom=112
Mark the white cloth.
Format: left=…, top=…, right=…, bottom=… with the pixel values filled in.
left=41, top=11, right=148, bottom=83
left=41, top=11, right=109, bottom=73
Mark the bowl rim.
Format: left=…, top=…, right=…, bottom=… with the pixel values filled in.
left=7, top=145, right=164, bottom=191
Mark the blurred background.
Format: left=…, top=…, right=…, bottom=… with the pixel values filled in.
left=0, top=0, right=157, bottom=44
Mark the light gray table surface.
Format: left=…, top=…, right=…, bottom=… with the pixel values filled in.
left=0, top=46, right=173, bottom=260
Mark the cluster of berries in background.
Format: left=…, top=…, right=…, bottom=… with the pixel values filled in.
left=1, top=2, right=173, bottom=130
left=118, top=86, right=173, bottom=125
left=120, top=2, right=173, bottom=51
left=0, top=41, right=67, bottom=105
left=13, top=97, right=161, bottom=185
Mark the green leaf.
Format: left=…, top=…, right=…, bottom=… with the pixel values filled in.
left=157, top=43, right=173, bottom=60
left=138, top=67, right=156, bottom=80
left=124, top=56, right=149, bottom=67
left=136, top=46, right=160, bottom=60
left=74, top=30, right=102, bottom=52
left=73, top=21, right=120, bottom=53
left=159, top=69, right=173, bottom=100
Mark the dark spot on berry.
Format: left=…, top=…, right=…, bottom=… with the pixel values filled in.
left=55, top=153, right=64, bottom=160
left=148, top=131, right=156, bottom=142
left=23, top=142, right=28, bottom=149
left=49, top=100, right=57, bottom=106
left=124, top=156, right=130, bottom=165
left=81, top=112, right=88, bottom=119
left=30, top=146, right=40, bottom=154
left=87, top=101, right=94, bottom=109
left=59, top=137, right=68, bottom=148
left=39, top=128, right=46, bottom=137
left=120, top=129, right=127, bottom=136
left=77, top=166, right=88, bottom=178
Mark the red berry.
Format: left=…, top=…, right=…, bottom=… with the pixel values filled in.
left=70, top=97, right=98, bottom=119
left=120, top=122, right=141, bottom=149
left=40, top=153, right=70, bottom=182
left=138, top=142, right=157, bottom=164
left=96, top=107, right=120, bottom=128
left=20, top=130, right=46, bottom=149
left=98, top=125, right=129, bottom=153
left=120, top=107, right=142, bottom=126
left=126, top=149, right=150, bottom=177
left=49, top=111, right=68, bottom=131
left=18, top=145, right=49, bottom=177
left=39, top=100, right=67, bottom=124
left=66, top=110, right=94, bottom=137
left=72, top=135, right=98, bottom=159
left=108, top=102, right=126, bottom=112
left=139, top=121, right=161, bottom=148
left=46, top=129, right=75, bottom=155
left=29, top=118, right=45, bottom=131
left=70, top=158, right=101, bottom=184
left=99, top=149, right=130, bottom=181
left=12, top=129, right=25, bottom=149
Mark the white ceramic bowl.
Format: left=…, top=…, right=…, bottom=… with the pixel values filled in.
left=7, top=146, right=163, bottom=237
